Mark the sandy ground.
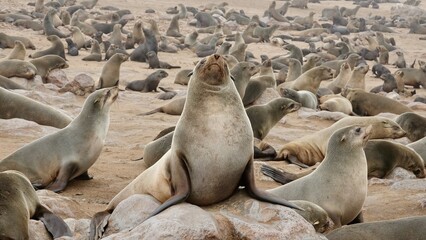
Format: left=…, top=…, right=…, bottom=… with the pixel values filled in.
left=0, top=0, right=425, bottom=227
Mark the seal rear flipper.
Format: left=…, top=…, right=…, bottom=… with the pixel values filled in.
left=46, top=162, right=79, bottom=192
left=287, top=155, right=309, bottom=168
left=34, top=205, right=73, bottom=238
left=147, top=155, right=191, bottom=218
left=90, top=210, right=111, bottom=240
left=138, top=108, right=161, bottom=116
left=260, top=164, right=295, bottom=184
left=253, top=146, right=276, bottom=160
left=242, top=157, right=303, bottom=211
left=74, top=170, right=93, bottom=180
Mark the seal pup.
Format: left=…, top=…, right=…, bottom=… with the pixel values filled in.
left=344, top=89, right=413, bottom=116
left=29, top=55, right=69, bottom=82
left=157, top=87, right=177, bottom=100
left=0, top=170, right=73, bottom=239
left=90, top=54, right=300, bottom=239
left=29, top=35, right=66, bottom=60
left=126, top=70, right=169, bottom=92
left=140, top=97, right=186, bottom=116
left=319, top=96, right=354, bottom=115
left=279, top=88, right=318, bottom=109
left=146, top=51, right=181, bottom=69
left=82, top=39, right=102, bottom=61
left=246, top=98, right=301, bottom=140
left=327, top=216, right=426, bottom=240
left=269, top=125, right=372, bottom=229
left=371, top=63, right=390, bottom=78
left=166, top=15, right=182, bottom=37
left=97, top=53, right=128, bottom=89
left=65, top=38, right=79, bottom=56
left=395, top=112, right=426, bottom=142
left=0, top=59, right=37, bottom=79
left=0, top=87, right=72, bottom=128
left=4, top=40, right=26, bottom=60
left=393, top=51, right=406, bottom=68
left=0, top=87, right=119, bottom=192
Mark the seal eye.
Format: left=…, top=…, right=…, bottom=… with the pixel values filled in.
left=199, top=59, right=206, bottom=65
left=355, top=127, right=361, bottom=133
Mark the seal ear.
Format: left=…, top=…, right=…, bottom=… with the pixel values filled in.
left=340, top=134, right=346, bottom=142
left=187, top=71, right=193, bottom=77
left=230, top=75, right=235, bottom=81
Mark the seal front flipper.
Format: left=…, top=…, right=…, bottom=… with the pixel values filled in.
left=242, top=157, right=303, bottom=211
left=147, top=154, right=191, bottom=218
left=287, top=155, right=309, bottom=168
left=46, top=162, right=79, bottom=192
left=34, top=205, right=73, bottom=238
left=90, top=210, right=111, bottom=240
left=75, top=170, right=93, bottom=180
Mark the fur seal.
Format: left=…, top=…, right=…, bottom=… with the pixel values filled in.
left=372, top=63, right=391, bottom=78
left=370, top=73, right=398, bottom=93
left=407, top=137, right=426, bottom=166
left=90, top=54, right=299, bottom=239
left=246, top=98, right=301, bottom=140
left=97, top=53, right=128, bottom=89
left=140, top=97, right=186, bottom=116
left=344, top=89, right=413, bottom=116
left=70, top=26, right=87, bottom=50
left=0, top=59, right=37, bottom=79
left=280, top=66, right=335, bottom=94
left=82, top=39, right=102, bottom=61
left=158, top=36, right=178, bottom=53
left=326, top=62, right=352, bottom=94
left=0, top=75, right=26, bottom=89
left=29, top=55, right=69, bottom=82
left=321, top=53, right=361, bottom=77
left=174, top=69, right=192, bottom=85
left=65, top=38, right=79, bottom=56
left=393, top=51, right=406, bottom=68
left=43, top=9, right=68, bottom=38
left=269, top=125, right=372, bottom=228
left=365, top=140, right=425, bottom=178
left=126, top=70, right=169, bottom=92
left=146, top=51, right=180, bottom=69
left=130, top=28, right=158, bottom=63
left=132, top=20, right=145, bottom=45
left=0, top=87, right=118, bottom=192
left=157, top=87, right=177, bottom=100
left=0, top=32, right=35, bottom=50
left=279, top=88, right=318, bottom=109
left=231, top=61, right=259, bottom=99
left=326, top=216, right=426, bottom=240
left=302, top=54, right=321, bottom=73
left=0, top=170, right=73, bottom=239
left=4, top=40, right=26, bottom=60
left=0, top=87, right=72, bottom=128
left=277, top=116, right=406, bottom=166
left=377, top=46, right=389, bottom=65
left=166, top=15, right=182, bottom=37
left=397, top=64, right=426, bottom=88
left=286, top=58, right=302, bottom=82
left=29, top=35, right=66, bottom=60
left=319, top=95, right=354, bottom=115
left=395, top=112, right=426, bottom=142
left=345, top=64, right=369, bottom=90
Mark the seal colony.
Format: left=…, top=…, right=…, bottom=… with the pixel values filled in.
left=0, top=0, right=426, bottom=238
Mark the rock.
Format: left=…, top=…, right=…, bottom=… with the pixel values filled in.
left=368, top=177, right=395, bottom=186
left=62, top=218, right=91, bottom=240
left=101, top=191, right=323, bottom=239
left=386, top=167, right=417, bottom=180
left=59, top=73, right=95, bottom=96
left=145, top=9, right=155, bottom=13
left=29, top=220, right=51, bottom=240
left=385, top=91, right=400, bottom=100
left=37, top=190, right=90, bottom=219
left=46, top=69, right=69, bottom=88
left=104, top=194, right=161, bottom=236
left=0, top=118, right=59, bottom=137
left=104, top=200, right=227, bottom=239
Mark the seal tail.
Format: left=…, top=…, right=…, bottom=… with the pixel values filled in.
left=138, top=108, right=161, bottom=116
left=89, top=210, right=111, bottom=240
left=260, top=164, right=296, bottom=185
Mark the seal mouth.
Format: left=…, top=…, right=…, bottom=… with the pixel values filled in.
left=414, top=169, right=425, bottom=178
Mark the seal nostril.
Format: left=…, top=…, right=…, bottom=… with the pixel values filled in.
left=213, top=54, right=220, bottom=60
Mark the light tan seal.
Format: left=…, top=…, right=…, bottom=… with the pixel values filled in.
left=0, top=170, right=72, bottom=239
left=277, top=116, right=406, bottom=166
left=279, top=66, right=335, bottom=94
left=327, top=216, right=426, bottom=240
left=326, top=62, right=352, bottom=94
left=0, top=87, right=118, bottom=192
left=0, top=87, right=72, bottom=128
left=0, top=59, right=37, bottom=79
left=345, top=64, right=369, bottom=90
left=4, top=40, right=26, bottom=60
left=29, top=35, right=66, bottom=60
left=269, top=125, right=372, bottom=229
left=97, top=53, right=128, bottom=89
left=319, top=95, right=354, bottom=115
left=0, top=32, right=36, bottom=50
left=90, top=54, right=300, bottom=239
left=140, top=97, right=186, bottom=116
